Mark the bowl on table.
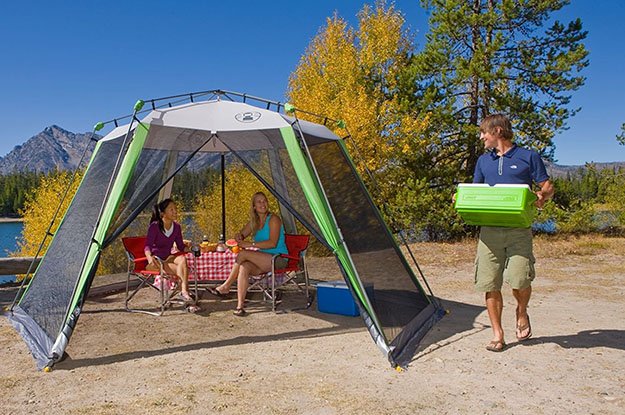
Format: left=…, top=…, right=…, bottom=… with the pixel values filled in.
left=200, top=242, right=218, bottom=253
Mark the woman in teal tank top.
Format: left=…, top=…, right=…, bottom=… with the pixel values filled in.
left=210, top=192, right=288, bottom=316
left=254, top=213, right=287, bottom=255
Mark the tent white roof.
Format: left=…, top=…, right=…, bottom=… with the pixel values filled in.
left=98, top=100, right=341, bottom=152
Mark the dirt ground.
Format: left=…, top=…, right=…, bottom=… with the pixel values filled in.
left=1, top=235, right=624, bottom=414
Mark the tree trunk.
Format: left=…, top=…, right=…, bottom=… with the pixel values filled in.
left=466, top=0, right=482, bottom=178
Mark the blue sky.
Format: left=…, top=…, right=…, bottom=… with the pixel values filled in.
left=0, top=0, right=623, bottom=165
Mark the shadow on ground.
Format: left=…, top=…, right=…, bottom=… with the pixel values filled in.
left=412, top=297, right=625, bottom=358
left=6, top=284, right=622, bottom=371
left=517, top=329, right=625, bottom=351
left=59, top=323, right=364, bottom=370
left=411, top=298, right=487, bottom=361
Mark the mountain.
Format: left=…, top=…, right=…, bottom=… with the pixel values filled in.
left=545, top=160, right=625, bottom=178
left=0, top=126, right=99, bottom=174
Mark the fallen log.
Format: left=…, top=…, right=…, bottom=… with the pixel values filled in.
left=1, top=259, right=139, bottom=299
left=0, top=257, right=41, bottom=275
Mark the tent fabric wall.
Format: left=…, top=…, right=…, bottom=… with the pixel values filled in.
left=8, top=133, right=127, bottom=369
left=7, top=98, right=443, bottom=370
left=299, top=130, right=444, bottom=365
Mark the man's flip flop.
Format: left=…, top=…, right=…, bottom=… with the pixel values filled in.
left=485, top=340, right=506, bottom=352
left=516, top=315, right=532, bottom=341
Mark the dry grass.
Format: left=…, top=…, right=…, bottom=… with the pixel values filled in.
left=534, top=233, right=625, bottom=258
left=402, top=239, right=476, bottom=267
left=405, top=234, right=625, bottom=263
left=398, top=234, right=625, bottom=302
left=287, top=234, right=625, bottom=304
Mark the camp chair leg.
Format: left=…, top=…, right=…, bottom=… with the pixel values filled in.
left=271, top=261, right=277, bottom=312
left=125, top=263, right=158, bottom=314
left=123, top=256, right=181, bottom=316
left=125, top=278, right=165, bottom=316
left=302, top=259, right=313, bottom=309
left=246, top=235, right=312, bottom=313
left=126, top=274, right=167, bottom=317
left=125, top=273, right=153, bottom=305
left=192, top=254, right=200, bottom=302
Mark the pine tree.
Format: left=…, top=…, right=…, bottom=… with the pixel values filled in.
left=404, top=0, right=589, bottom=181
left=617, top=123, right=625, bottom=145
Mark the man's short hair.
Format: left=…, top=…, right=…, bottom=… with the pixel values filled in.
left=480, top=114, right=513, bottom=140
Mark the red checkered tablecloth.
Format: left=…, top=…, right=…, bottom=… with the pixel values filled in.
left=186, top=250, right=237, bottom=281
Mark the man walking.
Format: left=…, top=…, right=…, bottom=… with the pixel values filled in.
left=473, top=114, right=554, bottom=352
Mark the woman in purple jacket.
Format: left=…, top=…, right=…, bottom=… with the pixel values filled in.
left=144, top=198, right=192, bottom=302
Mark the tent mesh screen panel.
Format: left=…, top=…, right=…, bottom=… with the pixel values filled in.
left=221, top=130, right=324, bottom=241
left=105, top=127, right=223, bottom=243
left=306, top=140, right=431, bottom=342
left=19, top=137, right=123, bottom=338
left=105, top=127, right=322, bottom=250
left=106, top=148, right=193, bottom=241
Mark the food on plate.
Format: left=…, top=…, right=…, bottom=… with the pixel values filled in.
left=225, top=239, right=238, bottom=247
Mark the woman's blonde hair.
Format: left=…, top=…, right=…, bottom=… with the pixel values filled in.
left=249, top=191, right=270, bottom=234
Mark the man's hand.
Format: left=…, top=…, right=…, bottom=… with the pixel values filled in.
left=535, top=179, right=554, bottom=209
left=535, top=191, right=546, bottom=209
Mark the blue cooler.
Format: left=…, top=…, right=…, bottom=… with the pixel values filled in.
left=317, top=280, right=373, bottom=317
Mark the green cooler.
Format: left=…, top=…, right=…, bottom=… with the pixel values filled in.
left=454, top=184, right=537, bottom=228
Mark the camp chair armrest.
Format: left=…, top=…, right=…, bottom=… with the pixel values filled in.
left=133, top=255, right=163, bottom=269
left=152, top=256, right=165, bottom=265
left=276, top=253, right=299, bottom=261
left=146, top=256, right=166, bottom=273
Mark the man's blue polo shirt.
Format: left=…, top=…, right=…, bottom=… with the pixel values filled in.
left=473, top=144, right=549, bottom=186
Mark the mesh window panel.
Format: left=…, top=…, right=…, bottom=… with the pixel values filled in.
left=276, top=147, right=324, bottom=239
left=20, top=137, right=124, bottom=338
left=105, top=126, right=220, bottom=243
left=220, top=130, right=323, bottom=240
left=307, top=141, right=431, bottom=343
left=106, top=147, right=171, bottom=237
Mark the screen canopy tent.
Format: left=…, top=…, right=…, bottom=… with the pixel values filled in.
left=7, top=90, right=444, bottom=371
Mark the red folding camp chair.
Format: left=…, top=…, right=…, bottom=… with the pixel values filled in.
left=122, top=236, right=193, bottom=316
left=249, top=234, right=313, bottom=312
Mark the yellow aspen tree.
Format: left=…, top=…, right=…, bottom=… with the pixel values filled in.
left=287, top=1, right=429, bottom=227
left=193, top=163, right=279, bottom=241
left=16, top=170, right=83, bottom=258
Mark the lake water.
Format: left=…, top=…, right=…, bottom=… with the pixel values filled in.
left=0, top=221, right=23, bottom=284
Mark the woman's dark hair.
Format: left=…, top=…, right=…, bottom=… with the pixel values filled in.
left=150, top=198, right=175, bottom=233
